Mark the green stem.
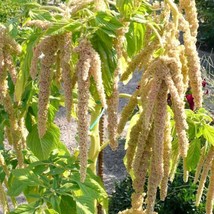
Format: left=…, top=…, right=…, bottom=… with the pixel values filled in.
left=88, top=105, right=102, bottom=174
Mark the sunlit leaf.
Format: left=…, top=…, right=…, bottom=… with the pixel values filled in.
left=126, top=22, right=145, bottom=57
left=186, top=138, right=201, bottom=171
left=26, top=124, right=69, bottom=160
left=203, top=124, right=214, bottom=146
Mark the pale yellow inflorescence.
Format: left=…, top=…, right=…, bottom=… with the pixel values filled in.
left=196, top=147, right=214, bottom=206
left=107, top=21, right=129, bottom=151
left=0, top=26, right=25, bottom=168
left=160, top=111, right=172, bottom=201
left=117, top=89, right=139, bottom=135
left=180, top=16, right=202, bottom=109
left=179, top=0, right=199, bottom=39
left=89, top=45, right=107, bottom=109
left=38, top=36, right=58, bottom=138
left=206, top=160, right=214, bottom=214
left=75, top=39, right=92, bottom=182
left=0, top=182, right=9, bottom=214
left=120, top=0, right=202, bottom=210
left=194, top=147, right=206, bottom=184
left=59, top=33, right=73, bottom=121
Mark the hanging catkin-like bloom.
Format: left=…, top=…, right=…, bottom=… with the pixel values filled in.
left=55, top=50, right=62, bottom=86
left=0, top=26, right=5, bottom=72
left=120, top=39, right=158, bottom=82
left=152, top=82, right=168, bottom=180
left=183, top=158, right=189, bottom=182
left=38, top=36, right=58, bottom=138
left=30, top=45, right=42, bottom=80
left=194, top=147, right=206, bottom=184
left=89, top=46, right=107, bottom=109
left=94, top=0, right=106, bottom=11
left=107, top=21, right=129, bottom=150
left=75, top=40, right=91, bottom=182
left=0, top=153, right=9, bottom=177
left=165, top=72, right=188, bottom=158
left=160, top=110, right=172, bottom=201
left=26, top=20, right=51, bottom=30
left=179, top=0, right=199, bottom=39
left=0, top=182, right=9, bottom=214
left=117, top=89, right=139, bottom=135
left=196, top=147, right=214, bottom=206
left=132, top=128, right=153, bottom=212
left=206, top=160, right=214, bottom=214
left=4, top=53, right=17, bottom=84
left=4, top=33, right=21, bottom=55
left=74, top=39, right=92, bottom=81
left=146, top=129, right=161, bottom=214
left=59, top=33, right=73, bottom=121
left=133, top=59, right=166, bottom=175
left=125, top=115, right=142, bottom=172
left=180, top=17, right=202, bottom=109
left=179, top=45, right=189, bottom=92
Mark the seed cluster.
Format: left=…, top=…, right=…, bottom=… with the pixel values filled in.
left=107, top=21, right=130, bottom=150
left=118, top=0, right=203, bottom=213
left=74, top=39, right=107, bottom=182
left=0, top=26, right=25, bottom=168
left=31, top=30, right=76, bottom=138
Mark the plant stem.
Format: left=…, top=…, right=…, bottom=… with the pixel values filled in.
left=88, top=105, right=102, bottom=173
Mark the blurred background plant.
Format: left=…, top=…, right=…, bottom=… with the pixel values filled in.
left=196, top=0, right=214, bottom=51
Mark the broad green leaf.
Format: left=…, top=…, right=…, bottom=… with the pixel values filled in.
left=92, top=38, right=117, bottom=96
left=186, top=138, right=201, bottom=171
left=45, top=20, right=82, bottom=36
left=116, top=0, right=134, bottom=18
left=187, top=121, right=196, bottom=141
left=60, top=195, right=76, bottom=214
left=75, top=196, right=94, bottom=214
left=48, top=104, right=58, bottom=122
left=26, top=124, right=69, bottom=160
left=203, top=124, right=214, bottom=146
left=29, top=9, right=55, bottom=21
left=126, top=22, right=145, bottom=57
left=49, top=195, right=61, bottom=213
left=95, top=12, right=122, bottom=32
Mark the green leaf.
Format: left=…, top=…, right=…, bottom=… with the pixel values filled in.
left=45, top=20, right=82, bottom=36
left=75, top=196, right=94, bottom=214
left=26, top=124, right=69, bottom=160
left=203, top=124, right=214, bottom=146
left=29, top=9, right=55, bottom=22
left=95, top=12, right=122, bottom=32
left=0, top=166, right=6, bottom=183
left=0, top=123, right=4, bottom=146
left=9, top=202, right=38, bottom=214
left=116, top=0, right=134, bottom=18
left=91, top=38, right=117, bottom=96
left=60, top=195, right=77, bottom=214
left=45, top=209, right=60, bottom=214
left=186, top=138, right=201, bottom=171
left=49, top=195, right=61, bottom=213
left=126, top=22, right=145, bottom=57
